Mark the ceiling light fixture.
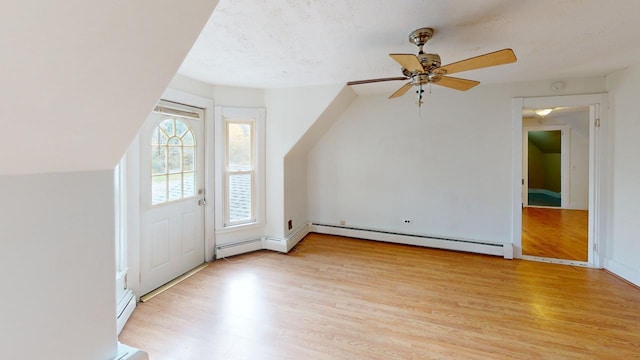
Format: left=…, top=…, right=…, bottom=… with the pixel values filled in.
left=534, top=108, right=553, bottom=117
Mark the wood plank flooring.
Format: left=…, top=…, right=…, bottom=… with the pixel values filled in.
left=119, top=234, right=640, bottom=359
left=522, top=207, right=588, bottom=261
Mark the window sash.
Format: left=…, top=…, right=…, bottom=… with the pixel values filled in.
left=224, top=120, right=256, bottom=226
left=214, top=106, right=265, bottom=233
left=225, top=120, right=254, bottom=172
left=224, top=171, right=256, bottom=226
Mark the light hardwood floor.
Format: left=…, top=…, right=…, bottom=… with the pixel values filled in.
left=119, top=234, right=640, bottom=359
left=522, top=207, right=589, bottom=261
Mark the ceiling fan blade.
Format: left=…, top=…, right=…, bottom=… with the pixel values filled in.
left=389, top=54, right=424, bottom=72
left=434, top=76, right=480, bottom=91
left=389, top=82, right=414, bottom=99
left=347, top=77, right=408, bottom=86
left=440, top=49, right=516, bottom=75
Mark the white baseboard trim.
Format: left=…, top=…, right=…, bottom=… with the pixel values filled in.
left=213, top=225, right=311, bottom=259
left=211, top=222, right=512, bottom=260
left=604, top=258, right=640, bottom=287
left=309, top=223, right=511, bottom=258
left=116, top=342, right=149, bottom=360
left=116, top=290, right=136, bottom=335
left=215, top=238, right=263, bottom=259
left=263, top=224, right=310, bottom=253
left=522, top=255, right=590, bottom=267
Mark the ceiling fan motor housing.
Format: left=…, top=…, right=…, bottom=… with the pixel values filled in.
left=418, top=53, right=441, bottom=71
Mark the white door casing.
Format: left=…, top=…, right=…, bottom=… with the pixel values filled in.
left=512, top=94, right=608, bottom=267
left=139, top=102, right=206, bottom=295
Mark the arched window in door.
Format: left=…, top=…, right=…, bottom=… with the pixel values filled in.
left=151, top=118, right=196, bottom=205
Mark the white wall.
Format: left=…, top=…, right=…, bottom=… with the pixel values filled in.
left=0, top=171, right=117, bottom=360
left=282, top=86, right=358, bottom=236
left=605, top=64, right=640, bottom=286
left=524, top=110, right=590, bottom=210
left=170, top=75, right=266, bottom=108
left=308, top=77, right=605, bottom=244
left=0, top=1, right=219, bottom=175
left=1, top=3, right=219, bottom=357
left=264, top=84, right=350, bottom=237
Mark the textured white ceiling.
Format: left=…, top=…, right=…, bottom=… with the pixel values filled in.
left=179, top=0, right=640, bottom=92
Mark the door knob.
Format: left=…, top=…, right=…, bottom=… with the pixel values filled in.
left=198, top=198, right=207, bottom=206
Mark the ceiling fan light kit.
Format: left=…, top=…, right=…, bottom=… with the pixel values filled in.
left=348, top=27, right=518, bottom=107
left=534, top=108, right=554, bottom=117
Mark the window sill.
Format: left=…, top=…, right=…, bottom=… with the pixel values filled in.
left=215, top=221, right=264, bottom=234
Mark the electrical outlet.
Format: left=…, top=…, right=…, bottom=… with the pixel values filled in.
left=288, top=219, right=293, bottom=230
left=339, top=220, right=346, bottom=225
left=403, top=219, right=412, bottom=224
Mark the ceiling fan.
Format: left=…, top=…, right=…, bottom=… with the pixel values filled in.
left=347, top=27, right=517, bottom=106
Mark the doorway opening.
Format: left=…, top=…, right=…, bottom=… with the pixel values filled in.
left=524, top=127, right=568, bottom=208
left=522, top=109, right=589, bottom=262
left=511, top=94, right=608, bottom=268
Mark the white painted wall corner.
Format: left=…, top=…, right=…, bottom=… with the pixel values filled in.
left=604, top=258, right=640, bottom=288
left=263, top=223, right=310, bottom=253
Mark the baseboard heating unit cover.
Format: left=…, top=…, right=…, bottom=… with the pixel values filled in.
left=215, top=238, right=263, bottom=259
left=309, top=223, right=513, bottom=259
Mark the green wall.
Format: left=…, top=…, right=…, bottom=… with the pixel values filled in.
left=543, top=153, right=561, bottom=192
left=528, top=132, right=561, bottom=194
left=527, top=140, right=545, bottom=188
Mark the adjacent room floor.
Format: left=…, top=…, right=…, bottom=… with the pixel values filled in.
left=522, top=207, right=588, bottom=261
left=119, top=233, right=640, bottom=359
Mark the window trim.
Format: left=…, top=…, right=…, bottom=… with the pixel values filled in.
left=215, top=106, right=266, bottom=232
left=224, top=119, right=256, bottom=226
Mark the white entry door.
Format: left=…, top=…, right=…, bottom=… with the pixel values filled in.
left=139, top=101, right=206, bottom=295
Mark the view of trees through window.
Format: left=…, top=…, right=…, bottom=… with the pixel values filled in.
left=227, top=122, right=251, bottom=170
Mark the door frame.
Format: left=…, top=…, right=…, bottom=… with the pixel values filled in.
left=123, top=88, right=215, bottom=300
left=139, top=105, right=206, bottom=295
left=522, top=125, right=570, bottom=208
left=511, top=94, right=609, bottom=268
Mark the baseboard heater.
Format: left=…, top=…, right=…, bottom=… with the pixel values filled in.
left=215, top=238, right=263, bottom=259
left=309, top=223, right=513, bottom=259
left=214, top=224, right=311, bottom=259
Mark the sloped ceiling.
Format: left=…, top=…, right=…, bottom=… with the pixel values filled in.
left=0, top=0, right=219, bottom=175
left=179, top=0, right=640, bottom=94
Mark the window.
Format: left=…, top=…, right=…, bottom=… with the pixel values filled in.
left=215, top=107, right=265, bottom=230
left=150, top=118, right=197, bottom=205
left=226, top=121, right=254, bottom=224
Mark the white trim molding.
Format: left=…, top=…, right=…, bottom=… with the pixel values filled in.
left=214, top=106, right=266, bottom=233
left=213, top=224, right=311, bottom=258
left=211, top=223, right=515, bottom=260
left=263, top=224, right=310, bottom=253
left=604, top=258, right=640, bottom=288
left=116, top=289, right=136, bottom=335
